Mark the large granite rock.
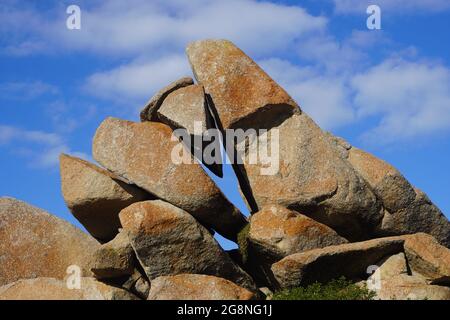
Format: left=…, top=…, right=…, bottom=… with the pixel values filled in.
left=0, top=277, right=138, bottom=300
left=90, top=231, right=136, bottom=279
left=157, top=84, right=223, bottom=177
left=368, top=252, right=409, bottom=283
left=271, top=236, right=404, bottom=288
left=367, top=252, right=450, bottom=300
left=0, top=197, right=99, bottom=287
left=236, top=113, right=382, bottom=240
left=186, top=39, right=299, bottom=130
left=186, top=40, right=382, bottom=240
left=157, top=84, right=208, bottom=135
left=248, top=205, right=348, bottom=261
left=348, top=147, right=450, bottom=247
left=402, top=233, right=450, bottom=285
left=242, top=205, right=347, bottom=287
left=148, top=274, right=255, bottom=300
left=119, top=200, right=256, bottom=291
left=140, top=77, right=194, bottom=121
left=92, top=117, right=246, bottom=241
left=122, top=269, right=150, bottom=300
left=60, top=154, right=151, bottom=241
left=371, top=274, right=450, bottom=300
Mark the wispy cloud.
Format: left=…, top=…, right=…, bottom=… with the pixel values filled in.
left=0, top=0, right=327, bottom=57
left=1, top=0, right=450, bottom=147
left=0, top=81, right=59, bottom=100
left=352, top=58, right=450, bottom=143
left=260, top=58, right=355, bottom=129
left=332, top=0, right=450, bottom=14
left=0, top=125, right=89, bottom=168
left=84, top=55, right=191, bottom=105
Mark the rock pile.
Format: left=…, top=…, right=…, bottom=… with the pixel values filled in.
left=1, top=40, right=449, bottom=300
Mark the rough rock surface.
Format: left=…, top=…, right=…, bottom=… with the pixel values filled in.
left=0, top=197, right=99, bottom=287
left=92, top=117, right=246, bottom=241
left=90, top=231, right=135, bottom=279
left=186, top=39, right=299, bottom=130
left=402, top=233, right=450, bottom=285
left=119, top=200, right=256, bottom=291
left=157, top=84, right=208, bottom=135
left=271, top=237, right=404, bottom=288
left=348, top=147, right=450, bottom=247
left=237, top=113, right=382, bottom=240
left=157, top=84, right=223, bottom=177
left=140, top=77, right=194, bottom=122
left=3, top=39, right=450, bottom=301
left=369, top=252, right=409, bottom=282
left=122, top=269, right=150, bottom=299
left=187, top=40, right=383, bottom=240
left=60, top=154, right=150, bottom=241
left=148, top=274, right=255, bottom=300
left=371, top=274, right=450, bottom=300
left=0, top=277, right=138, bottom=300
left=248, top=204, right=348, bottom=261
left=367, top=253, right=450, bottom=300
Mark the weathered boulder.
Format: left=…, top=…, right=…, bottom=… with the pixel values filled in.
left=186, top=39, right=299, bottom=130
left=60, top=154, right=151, bottom=241
left=366, top=250, right=450, bottom=300
left=248, top=205, right=348, bottom=261
left=368, top=252, right=409, bottom=283
left=244, top=205, right=348, bottom=286
left=0, top=277, right=138, bottom=300
left=367, top=254, right=450, bottom=300
left=148, top=274, right=254, bottom=300
left=122, top=269, right=150, bottom=300
left=0, top=197, right=99, bottom=287
left=235, top=113, right=383, bottom=240
left=140, top=77, right=194, bottom=122
left=186, top=40, right=382, bottom=240
left=90, top=231, right=135, bottom=279
left=241, top=205, right=348, bottom=287
left=402, top=233, right=450, bottom=285
left=271, top=237, right=404, bottom=288
left=119, top=200, right=256, bottom=291
left=92, top=117, right=246, bottom=241
left=157, top=84, right=223, bottom=177
left=347, top=147, right=450, bottom=247
left=157, top=84, right=208, bottom=135
left=370, top=274, right=450, bottom=300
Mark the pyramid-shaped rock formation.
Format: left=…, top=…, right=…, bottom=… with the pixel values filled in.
left=1, top=40, right=449, bottom=300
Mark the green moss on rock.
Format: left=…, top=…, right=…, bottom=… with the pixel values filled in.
left=272, top=277, right=376, bottom=300
left=237, top=224, right=250, bottom=265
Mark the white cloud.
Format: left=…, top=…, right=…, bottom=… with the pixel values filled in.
left=260, top=54, right=450, bottom=143
left=85, top=55, right=191, bottom=103
left=260, top=58, right=355, bottom=129
left=2, top=0, right=450, bottom=148
left=351, top=58, right=450, bottom=143
left=1, top=0, right=326, bottom=57
left=0, top=125, right=88, bottom=168
left=0, top=125, right=17, bottom=144
left=0, top=81, right=59, bottom=100
left=45, top=100, right=97, bottom=133
left=332, top=0, right=450, bottom=14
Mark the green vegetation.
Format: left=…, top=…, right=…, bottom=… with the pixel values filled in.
left=237, top=224, right=250, bottom=264
left=272, top=277, right=376, bottom=300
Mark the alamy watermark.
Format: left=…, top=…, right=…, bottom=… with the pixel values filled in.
left=170, top=121, right=280, bottom=176
left=66, top=5, right=81, bottom=30
left=66, top=264, right=82, bottom=289
left=367, top=4, right=381, bottom=30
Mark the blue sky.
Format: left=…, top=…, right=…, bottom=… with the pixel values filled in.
left=1, top=0, right=450, bottom=249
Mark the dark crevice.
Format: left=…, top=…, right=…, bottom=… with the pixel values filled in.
left=205, top=93, right=259, bottom=214
left=228, top=103, right=298, bottom=132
